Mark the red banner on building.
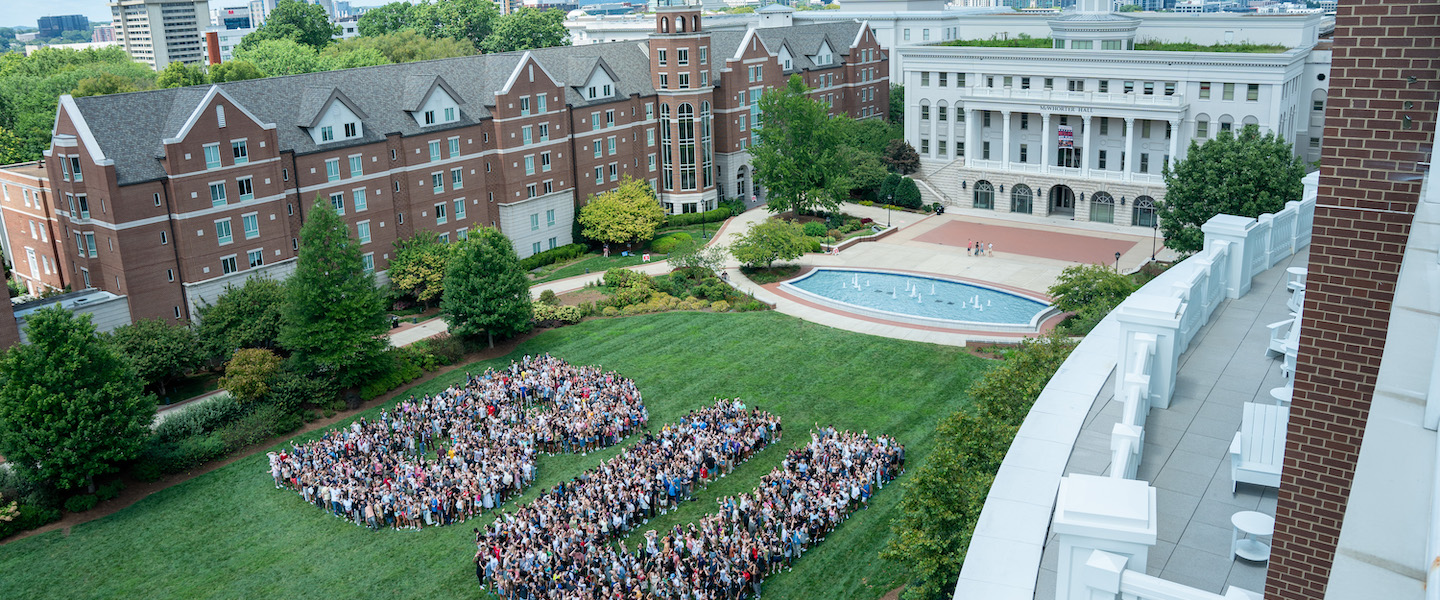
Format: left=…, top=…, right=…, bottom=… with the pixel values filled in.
left=1057, top=125, right=1074, bottom=148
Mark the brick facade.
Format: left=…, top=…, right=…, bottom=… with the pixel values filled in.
left=1265, top=1, right=1440, bottom=597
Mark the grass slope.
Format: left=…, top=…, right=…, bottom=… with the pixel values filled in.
left=0, top=312, right=989, bottom=600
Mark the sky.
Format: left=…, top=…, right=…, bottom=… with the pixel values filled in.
left=2, top=0, right=114, bottom=29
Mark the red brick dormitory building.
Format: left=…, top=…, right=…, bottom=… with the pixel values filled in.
left=0, top=2, right=888, bottom=329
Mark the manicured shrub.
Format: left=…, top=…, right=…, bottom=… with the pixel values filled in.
left=63, top=494, right=98, bottom=513
left=0, top=503, right=61, bottom=538
left=710, top=300, right=730, bottom=312
left=735, top=300, right=769, bottom=312
left=650, top=232, right=693, bottom=254
left=518, top=243, right=588, bottom=271
left=154, top=395, right=249, bottom=444
left=603, top=268, right=651, bottom=289
left=806, top=238, right=822, bottom=253
left=803, top=221, right=827, bottom=237
left=532, top=303, right=585, bottom=324
left=602, top=306, right=620, bottom=317
left=538, top=289, right=560, bottom=306
left=664, top=207, right=730, bottom=227
left=827, top=229, right=843, bottom=240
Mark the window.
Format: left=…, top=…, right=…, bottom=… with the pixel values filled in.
left=330, top=192, right=345, bottom=215
left=523, top=125, right=533, bottom=145
left=533, top=241, right=542, bottom=255
left=1089, top=192, right=1114, bottom=224
left=591, top=112, right=601, bottom=131
left=1020, top=113, right=1029, bottom=130
left=647, top=128, right=656, bottom=146
left=526, top=183, right=537, bottom=198
left=443, top=107, right=455, bottom=122
left=231, top=140, right=248, bottom=164
left=594, top=166, right=604, bottom=184
left=1072, top=40, right=1092, bottom=50
left=921, top=72, right=930, bottom=87
left=677, top=48, right=689, bottom=66
left=1165, top=122, right=1172, bottom=139
left=536, top=151, right=549, bottom=172
left=1098, top=150, right=1108, bottom=169
left=606, top=110, right=615, bottom=128
left=739, top=114, right=747, bottom=131
left=242, top=213, right=259, bottom=239
left=938, top=72, right=947, bottom=87
left=659, top=74, right=669, bottom=89
left=1140, top=154, right=1150, bottom=173
left=432, top=173, right=443, bottom=194
left=609, top=163, right=618, bottom=182
left=607, top=137, right=617, bottom=155
left=321, top=126, right=334, bottom=142
left=903, top=28, right=910, bottom=41
left=1100, top=118, right=1109, bottom=135
left=648, top=153, right=656, bottom=172
left=457, top=228, right=469, bottom=241
left=520, top=96, right=530, bottom=116
left=204, top=144, right=221, bottom=169
left=248, top=249, right=264, bottom=268
left=1246, top=83, right=1259, bottom=101
left=221, top=256, right=238, bottom=274
left=658, top=48, right=667, bottom=66
left=429, top=141, right=441, bottom=162
left=354, top=188, right=368, bottom=211
left=1124, top=81, right=1134, bottom=94
left=538, top=95, right=547, bottom=113
left=216, top=219, right=233, bottom=245
left=448, top=137, right=460, bottom=157
left=1103, top=40, right=1122, bottom=50
left=349, top=155, right=363, bottom=177
left=1223, top=83, right=1235, bottom=101
left=209, top=182, right=227, bottom=207
left=1045, top=77, right=1054, bottom=90
left=1164, top=82, right=1176, bottom=96
left=1142, top=121, right=1152, bottom=138
left=973, top=181, right=993, bottom=210
left=161, top=230, right=168, bottom=245
left=424, top=110, right=436, bottom=125
left=679, top=73, right=690, bottom=89
left=1019, top=144, right=1028, bottom=162
left=167, top=269, right=174, bottom=282
left=983, top=111, right=990, bottom=127
left=525, top=155, right=535, bottom=175
left=700, top=47, right=707, bottom=64
left=451, top=167, right=463, bottom=190
left=75, top=195, right=91, bottom=219
left=1021, top=77, right=1030, bottom=89
left=434, top=202, right=447, bottom=225
left=1200, top=82, right=1211, bottom=99
left=539, top=123, right=549, bottom=142
left=344, top=122, right=357, bottom=138
left=922, top=29, right=930, bottom=41
left=1144, top=82, right=1155, bottom=95
left=593, top=139, right=603, bottom=159
left=1196, top=121, right=1209, bottom=138
left=1099, top=80, right=1109, bottom=93
left=545, top=209, right=555, bottom=227
left=1313, top=100, right=1324, bottom=112
left=1069, top=79, right=1084, bottom=92
left=326, top=159, right=340, bottom=182
left=530, top=214, right=540, bottom=231
left=981, top=141, right=989, bottom=160
left=454, top=199, right=465, bottom=220
left=361, top=253, right=374, bottom=273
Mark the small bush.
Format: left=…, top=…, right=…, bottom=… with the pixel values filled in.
left=650, top=232, right=693, bottom=254
left=154, top=394, right=250, bottom=444
left=538, top=289, right=560, bottom=306
left=63, top=494, right=98, bottom=514
left=735, top=300, right=769, bottom=312
left=518, top=243, right=588, bottom=271
left=859, top=200, right=874, bottom=207
left=710, top=300, right=730, bottom=312
left=803, top=221, right=827, bottom=237
left=665, top=206, right=730, bottom=227
left=603, top=268, right=651, bottom=289
left=95, top=481, right=125, bottom=502
left=827, top=229, right=843, bottom=240
left=426, top=332, right=465, bottom=364
left=218, top=404, right=291, bottom=452
left=806, top=238, right=822, bottom=253
left=0, top=503, right=61, bottom=538
left=533, top=303, right=585, bottom=324
left=323, top=408, right=336, bottom=418
left=602, top=306, right=620, bottom=317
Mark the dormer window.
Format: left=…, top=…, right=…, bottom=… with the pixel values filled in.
left=784, top=58, right=792, bottom=71
left=321, top=126, right=334, bottom=142
left=444, top=107, right=456, bottom=121
left=344, top=122, right=357, bottom=138
left=424, top=110, right=436, bottom=125
left=588, top=86, right=598, bottom=99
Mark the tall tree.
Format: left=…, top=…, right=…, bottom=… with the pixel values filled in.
left=70, top=72, right=137, bottom=97
left=104, top=318, right=203, bottom=397
left=356, top=1, right=416, bottom=37
left=218, top=348, right=283, bottom=405
left=388, top=231, right=453, bottom=307
left=481, top=8, right=570, bottom=53
left=1160, top=124, right=1306, bottom=254
left=207, top=59, right=265, bottom=83
left=441, top=228, right=532, bottom=348
left=577, top=176, right=666, bottom=247
left=729, top=219, right=808, bottom=268
left=233, top=39, right=326, bottom=76
left=411, top=0, right=498, bottom=51
left=889, top=84, right=904, bottom=124
left=325, top=29, right=474, bottom=64
left=0, top=307, right=153, bottom=491
left=751, top=74, right=852, bottom=215
left=322, top=47, right=391, bottom=70
left=238, top=0, right=339, bottom=51
left=883, top=138, right=920, bottom=174
left=195, top=276, right=285, bottom=362
left=278, top=199, right=388, bottom=388
left=156, top=61, right=207, bottom=88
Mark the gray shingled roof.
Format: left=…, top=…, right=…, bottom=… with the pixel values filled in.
left=72, top=22, right=864, bottom=186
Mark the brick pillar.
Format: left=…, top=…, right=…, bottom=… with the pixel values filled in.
left=1264, top=1, right=1440, bottom=598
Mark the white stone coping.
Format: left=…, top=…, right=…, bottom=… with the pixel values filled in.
left=779, top=266, right=1059, bottom=333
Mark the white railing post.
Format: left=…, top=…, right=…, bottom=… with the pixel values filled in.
left=1111, top=423, right=1144, bottom=479
left=1115, top=296, right=1185, bottom=410
left=1052, top=474, right=1158, bottom=600
left=1082, top=550, right=1127, bottom=600
left=1202, top=215, right=1256, bottom=299
left=1257, top=213, right=1277, bottom=269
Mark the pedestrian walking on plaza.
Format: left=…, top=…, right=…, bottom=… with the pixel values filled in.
left=988, top=242, right=994, bottom=257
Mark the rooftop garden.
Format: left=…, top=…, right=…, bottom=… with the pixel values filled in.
left=1135, top=41, right=1289, bottom=53
left=938, top=36, right=1053, bottom=48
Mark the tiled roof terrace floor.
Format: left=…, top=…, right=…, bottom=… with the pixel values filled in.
left=1033, top=247, right=1309, bottom=599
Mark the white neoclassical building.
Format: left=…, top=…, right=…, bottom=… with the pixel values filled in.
left=898, top=0, right=1331, bottom=229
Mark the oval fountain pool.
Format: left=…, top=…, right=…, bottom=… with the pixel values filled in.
left=780, top=268, right=1057, bottom=332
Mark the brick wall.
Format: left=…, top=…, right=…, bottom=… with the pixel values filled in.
left=1265, top=1, right=1440, bottom=598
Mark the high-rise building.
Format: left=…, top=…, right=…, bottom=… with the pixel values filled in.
left=37, top=15, right=91, bottom=39
left=109, top=0, right=211, bottom=70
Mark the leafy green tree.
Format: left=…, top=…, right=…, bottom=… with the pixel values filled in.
left=889, top=84, right=904, bottom=124
left=104, top=318, right=202, bottom=397
left=883, top=138, right=920, bottom=174
left=233, top=38, right=325, bottom=76
left=238, top=0, right=339, bottom=51
left=752, top=74, right=852, bottom=215
left=0, top=307, right=153, bottom=491
left=838, top=145, right=888, bottom=199
left=156, top=61, right=207, bottom=88
left=357, top=1, right=416, bottom=37
left=411, top=0, right=498, bottom=50
left=894, top=176, right=922, bottom=209
left=1119, top=4, right=1143, bottom=11
left=70, top=72, right=137, bottom=97
left=322, top=47, right=390, bottom=70
left=278, top=199, right=388, bottom=388
left=836, top=115, right=903, bottom=157
left=1160, top=124, right=1306, bottom=254
left=388, top=231, right=453, bottom=307
left=730, top=219, right=808, bottom=268
left=1047, top=263, right=1138, bottom=335
left=0, top=126, right=25, bottom=165
left=195, top=276, right=285, bottom=361
left=326, top=29, right=474, bottom=64
left=878, top=173, right=902, bottom=204
left=218, top=348, right=283, bottom=404
left=668, top=238, right=728, bottom=273
left=441, top=227, right=532, bottom=347
left=481, top=8, right=570, bottom=53
left=207, top=59, right=265, bottom=82
left=577, top=176, right=666, bottom=247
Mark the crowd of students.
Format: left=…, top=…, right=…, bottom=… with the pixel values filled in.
left=475, top=411, right=905, bottom=600
left=266, top=354, right=648, bottom=530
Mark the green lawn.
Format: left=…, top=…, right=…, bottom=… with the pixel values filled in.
left=0, top=312, right=990, bottom=600
left=528, top=252, right=655, bottom=284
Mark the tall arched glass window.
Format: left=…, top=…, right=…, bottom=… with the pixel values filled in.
left=1089, top=191, right=1115, bottom=224
left=1010, top=184, right=1032, bottom=214
left=1131, top=195, right=1156, bottom=227
left=973, top=180, right=994, bottom=210
left=660, top=103, right=673, bottom=191
left=700, top=101, right=713, bottom=189
left=678, top=103, right=696, bottom=190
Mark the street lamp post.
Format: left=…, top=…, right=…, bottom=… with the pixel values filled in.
left=1151, top=220, right=1158, bottom=262
left=887, top=193, right=893, bottom=228
left=1115, top=251, right=1122, bottom=273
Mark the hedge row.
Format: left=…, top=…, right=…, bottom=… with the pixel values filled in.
left=520, top=243, right=589, bottom=271
left=665, top=207, right=731, bottom=227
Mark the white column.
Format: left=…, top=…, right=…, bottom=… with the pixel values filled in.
left=965, top=108, right=976, bottom=165
left=1041, top=112, right=1053, bottom=174
left=1001, top=109, right=1012, bottom=170
left=928, top=106, right=938, bottom=159
left=1081, top=115, right=1092, bottom=178
left=1123, top=117, right=1136, bottom=182
left=1168, top=119, right=1180, bottom=170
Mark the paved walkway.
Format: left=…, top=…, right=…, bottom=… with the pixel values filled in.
left=1033, top=249, right=1306, bottom=598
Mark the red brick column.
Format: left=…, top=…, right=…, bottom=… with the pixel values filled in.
left=1265, top=1, right=1440, bottom=598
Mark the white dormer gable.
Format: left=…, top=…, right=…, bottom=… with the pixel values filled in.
left=812, top=40, right=836, bottom=67
left=777, top=45, right=794, bottom=72
left=311, top=97, right=363, bottom=145
left=414, top=85, right=460, bottom=127
left=582, top=65, right=617, bottom=101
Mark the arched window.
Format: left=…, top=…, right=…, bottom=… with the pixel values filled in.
left=700, top=101, right=713, bottom=188
left=919, top=99, right=931, bottom=122
left=678, top=103, right=696, bottom=190
left=736, top=166, right=748, bottom=197
left=661, top=17, right=669, bottom=33
left=1010, top=184, right=1032, bottom=214
left=661, top=104, right=673, bottom=191
left=691, top=16, right=699, bottom=32
left=1219, top=114, right=1234, bottom=134
left=1193, top=112, right=1211, bottom=139
left=1089, top=191, right=1114, bottom=224
left=937, top=100, right=949, bottom=122
left=677, top=17, right=686, bottom=33
left=1131, top=195, right=1156, bottom=227
left=973, top=180, right=994, bottom=210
